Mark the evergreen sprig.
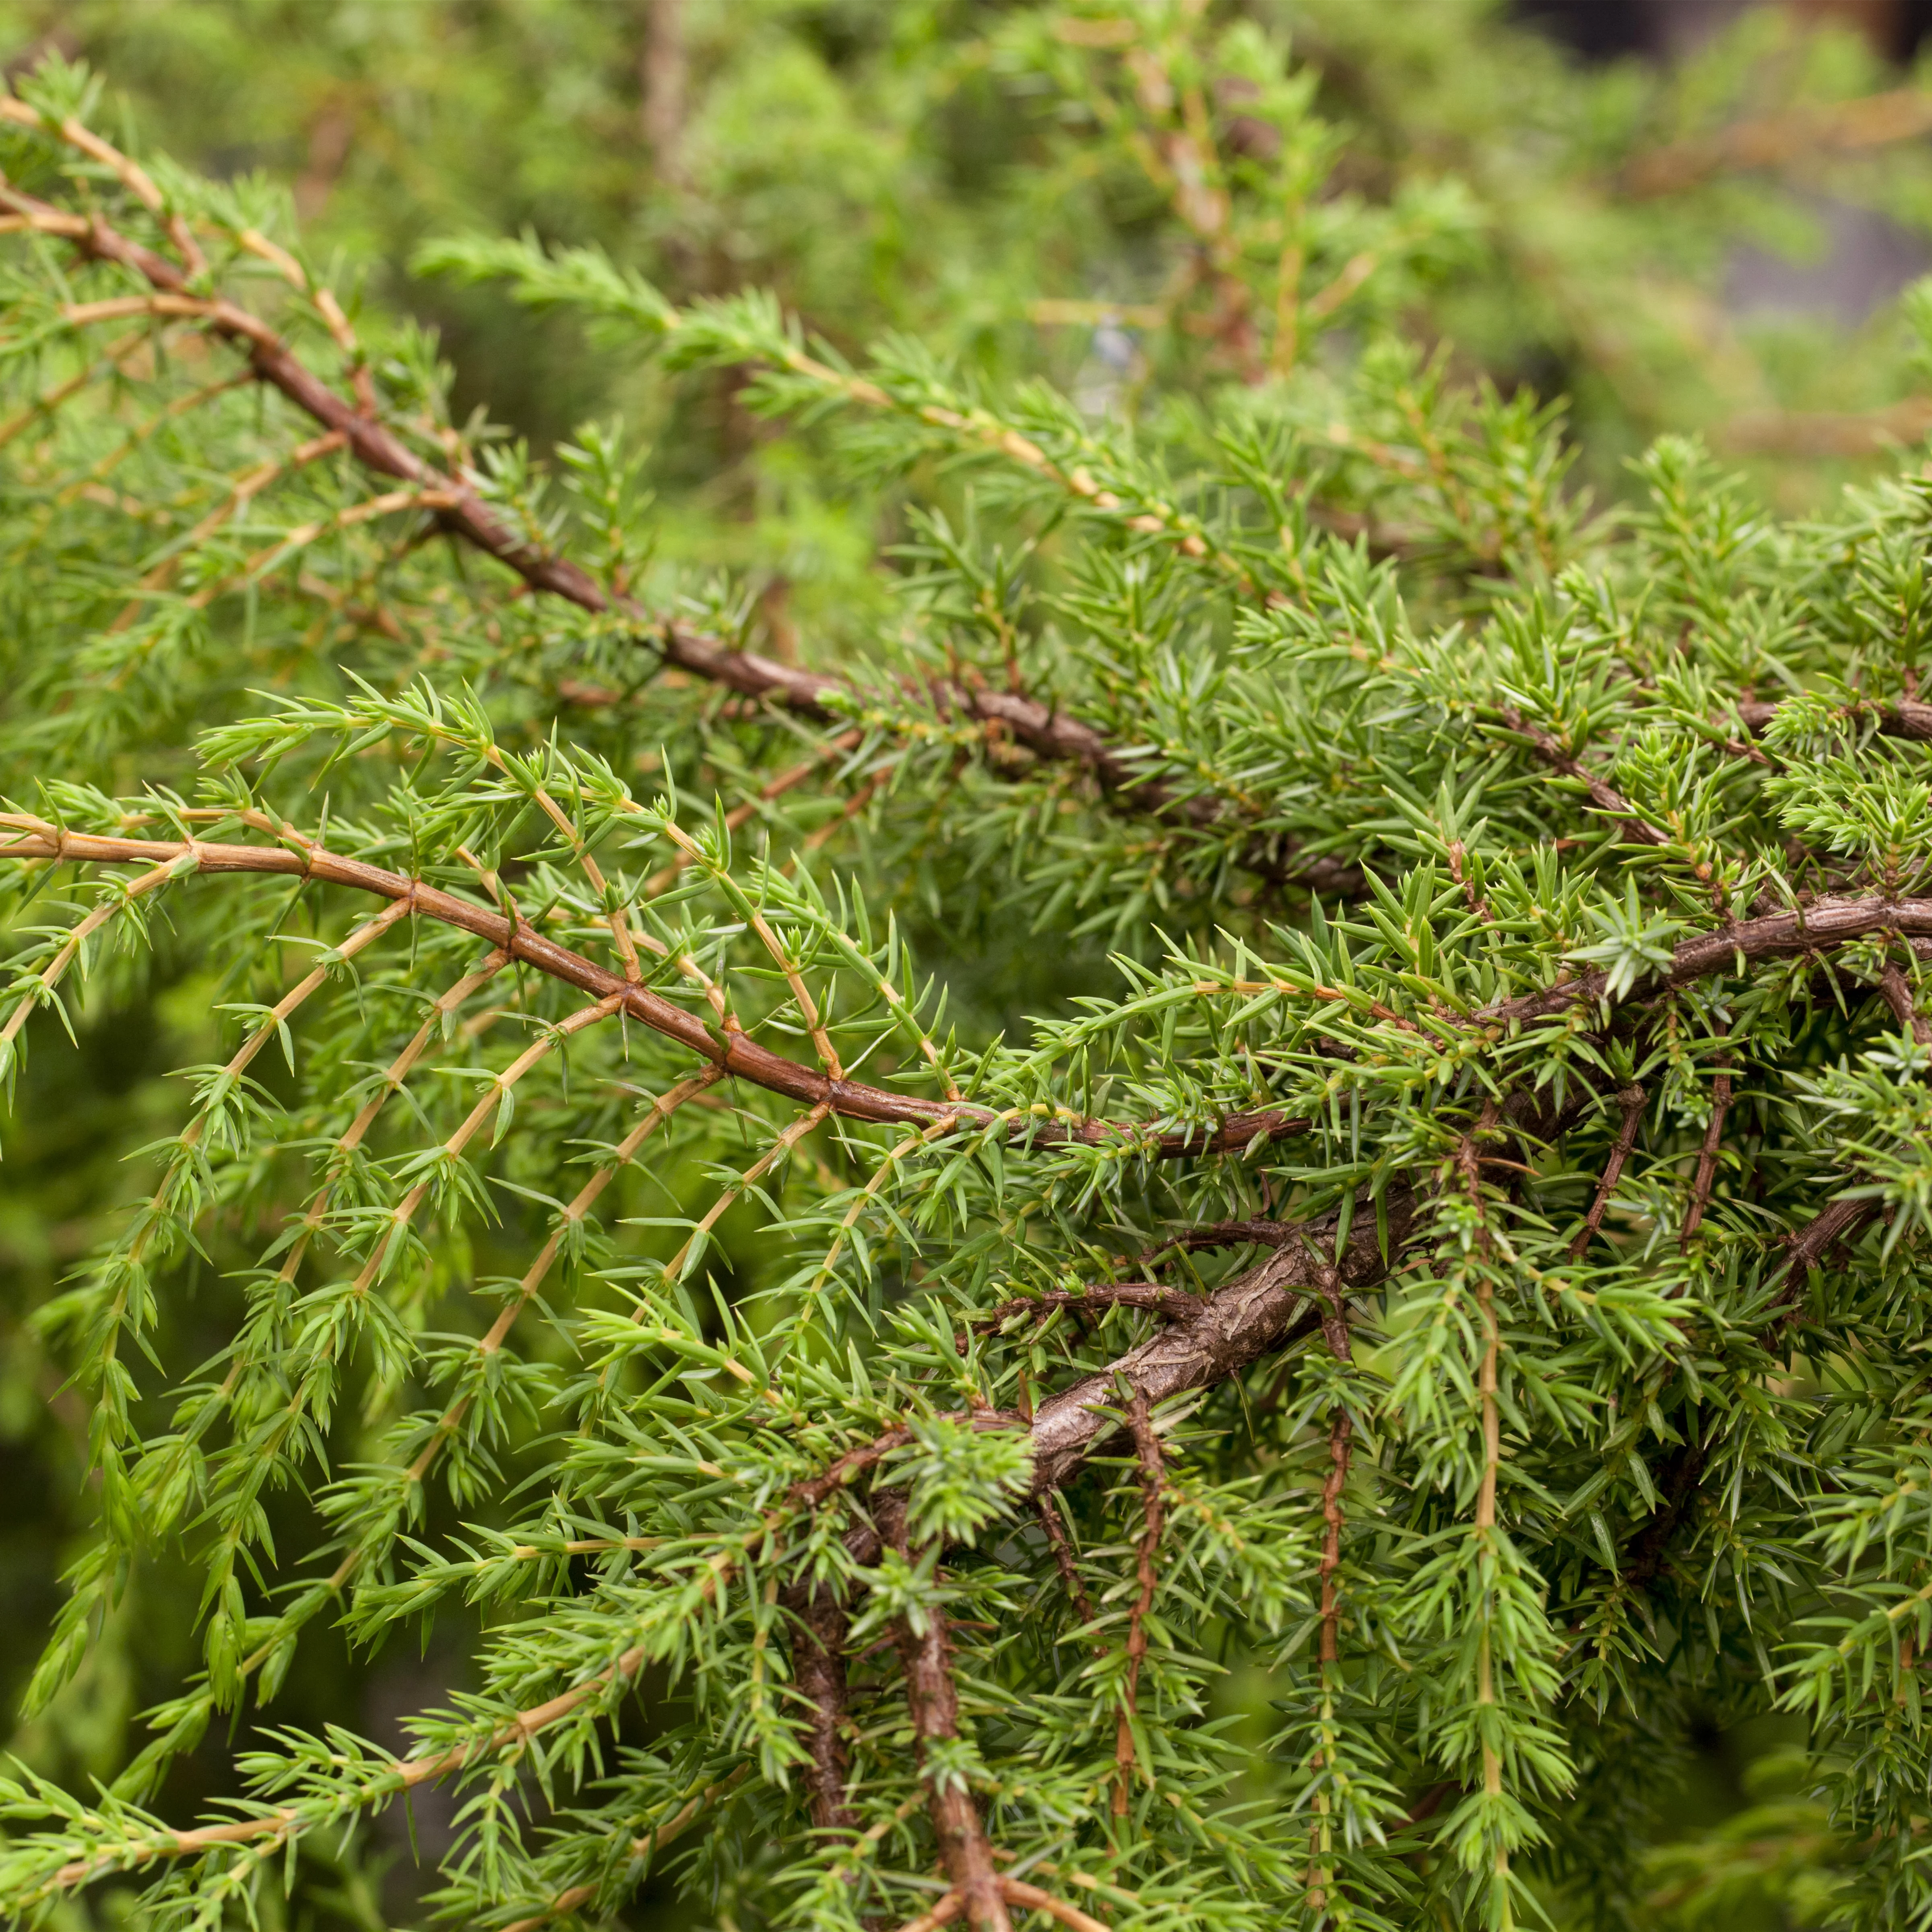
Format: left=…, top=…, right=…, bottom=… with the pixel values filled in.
left=6, top=23, right=1932, bottom=1932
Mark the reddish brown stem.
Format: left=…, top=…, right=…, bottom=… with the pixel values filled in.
left=1570, top=1085, right=1645, bottom=1262
left=794, top=1590, right=856, bottom=1835
left=1769, top=962, right=1930, bottom=1313
left=1736, top=696, right=1932, bottom=743
left=971, top=1283, right=1205, bottom=1336
left=12, top=181, right=1358, bottom=895
left=1680, top=1045, right=1732, bottom=1251
left=0, top=822, right=1303, bottom=1157
left=1032, top=1494, right=1098, bottom=1631
left=1482, top=892, right=1932, bottom=1027
left=1113, top=1389, right=1167, bottom=1821
left=882, top=1503, right=1011, bottom=1932
left=1494, top=705, right=1668, bottom=847
left=1879, top=962, right=1932, bottom=1045
left=1774, top=1196, right=1879, bottom=1315
left=1623, top=88, right=1932, bottom=199
left=1141, top=1217, right=1291, bottom=1260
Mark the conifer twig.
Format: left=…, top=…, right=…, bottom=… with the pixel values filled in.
left=0, top=164, right=1360, bottom=891
left=1622, top=87, right=1932, bottom=199
left=0, top=819, right=1303, bottom=1153
left=1570, top=1085, right=1645, bottom=1261
left=1680, top=1039, right=1733, bottom=1251
left=971, top=1283, right=1206, bottom=1335
left=998, top=1876, right=1112, bottom=1932
left=1032, top=1494, right=1098, bottom=1631
left=890, top=1897, right=964, bottom=1932
left=496, top=1763, right=751, bottom=1932
left=879, top=1496, right=1011, bottom=1932
left=1878, top=962, right=1932, bottom=1046
left=794, top=1588, right=856, bottom=1835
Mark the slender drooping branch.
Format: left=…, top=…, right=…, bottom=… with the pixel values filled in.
left=2, top=162, right=1358, bottom=893
left=29, top=830, right=1932, bottom=1172
left=0, top=821, right=1304, bottom=1154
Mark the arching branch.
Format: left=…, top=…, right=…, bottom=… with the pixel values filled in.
left=0, top=821, right=1306, bottom=1155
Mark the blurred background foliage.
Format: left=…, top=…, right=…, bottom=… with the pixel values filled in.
left=5, top=1, right=1932, bottom=1925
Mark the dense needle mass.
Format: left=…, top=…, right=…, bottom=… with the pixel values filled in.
left=4, top=20, right=1932, bottom=1932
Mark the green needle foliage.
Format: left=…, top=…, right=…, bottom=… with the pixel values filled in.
left=10, top=12, right=1932, bottom=1932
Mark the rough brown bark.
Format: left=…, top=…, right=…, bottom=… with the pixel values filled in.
left=794, top=1590, right=856, bottom=1835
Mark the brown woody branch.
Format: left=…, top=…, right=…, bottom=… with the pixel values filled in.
left=44, top=1608, right=682, bottom=1897
left=1680, top=1038, right=1732, bottom=1252
left=997, top=1877, right=1110, bottom=1932
left=0, top=821, right=1304, bottom=1156
left=1571, top=1085, right=1646, bottom=1262
left=499, top=1764, right=751, bottom=1932
left=1764, top=959, right=1931, bottom=1313
left=1736, top=696, right=1932, bottom=744
left=1878, top=963, right=1932, bottom=1046
left=3, top=174, right=1358, bottom=895
left=1032, top=1495, right=1097, bottom=1629
left=1484, top=893, right=1932, bottom=1027
left=1622, top=88, right=1932, bottom=200
left=970, top=1283, right=1207, bottom=1335
left=1762, top=960, right=1929, bottom=1310
left=815, top=1187, right=1418, bottom=1588
left=794, top=1590, right=857, bottom=1835
left=880, top=1499, right=1011, bottom=1932
left=1141, top=1216, right=1291, bottom=1259
left=1495, top=705, right=1667, bottom=848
